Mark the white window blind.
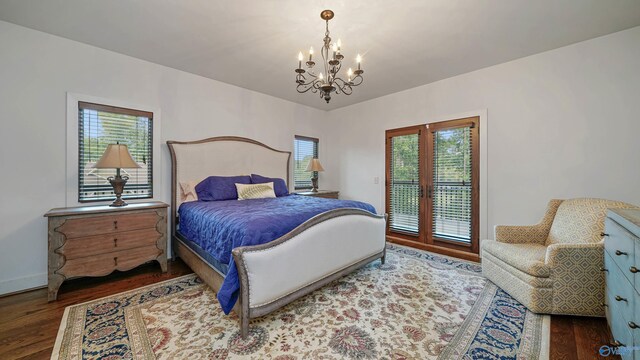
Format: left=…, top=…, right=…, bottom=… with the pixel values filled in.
left=78, top=102, right=153, bottom=202
left=389, top=133, right=420, bottom=234
left=431, top=126, right=472, bottom=242
left=294, top=135, right=318, bottom=189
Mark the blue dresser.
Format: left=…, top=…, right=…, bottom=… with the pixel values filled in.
left=604, top=208, right=640, bottom=359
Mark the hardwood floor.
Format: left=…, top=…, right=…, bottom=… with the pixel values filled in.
left=0, top=260, right=617, bottom=359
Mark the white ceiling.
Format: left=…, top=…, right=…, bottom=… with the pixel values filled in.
left=1, top=1, right=640, bottom=110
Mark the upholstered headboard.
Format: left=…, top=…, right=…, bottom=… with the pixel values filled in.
left=167, top=136, right=291, bottom=235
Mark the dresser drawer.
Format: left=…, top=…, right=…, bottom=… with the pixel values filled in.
left=606, top=298, right=636, bottom=360
left=605, top=217, right=636, bottom=284
left=605, top=251, right=636, bottom=325
left=58, top=246, right=162, bottom=278
left=59, top=228, right=161, bottom=260
left=56, top=211, right=160, bottom=238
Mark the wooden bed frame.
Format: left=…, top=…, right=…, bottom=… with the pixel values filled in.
left=167, top=136, right=386, bottom=338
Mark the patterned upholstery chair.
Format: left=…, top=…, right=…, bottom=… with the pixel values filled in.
left=481, top=198, right=638, bottom=316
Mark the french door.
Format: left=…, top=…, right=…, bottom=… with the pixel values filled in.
left=385, top=117, right=479, bottom=259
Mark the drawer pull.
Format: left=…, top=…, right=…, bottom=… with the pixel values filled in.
left=629, top=322, right=639, bottom=329
left=114, top=220, right=118, bottom=229
left=601, top=232, right=609, bottom=237
left=114, top=238, right=118, bottom=247
left=615, top=250, right=628, bottom=256
left=631, top=266, right=639, bottom=274
left=114, top=257, right=118, bottom=266
left=600, top=267, right=608, bottom=272
left=611, top=340, right=625, bottom=347
left=602, top=302, right=608, bottom=307
left=615, top=295, right=628, bottom=302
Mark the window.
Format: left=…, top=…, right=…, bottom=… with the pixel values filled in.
left=385, top=117, right=479, bottom=257
left=78, top=102, right=153, bottom=202
left=294, top=135, right=319, bottom=189
left=387, top=126, right=423, bottom=235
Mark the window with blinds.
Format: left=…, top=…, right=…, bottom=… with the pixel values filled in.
left=294, top=135, right=318, bottom=189
left=78, top=102, right=153, bottom=202
left=389, top=132, right=421, bottom=234
left=431, top=126, right=472, bottom=242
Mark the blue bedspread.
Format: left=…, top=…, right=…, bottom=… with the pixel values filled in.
left=178, top=195, right=377, bottom=314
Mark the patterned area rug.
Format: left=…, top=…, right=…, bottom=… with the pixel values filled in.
left=52, top=244, right=549, bottom=359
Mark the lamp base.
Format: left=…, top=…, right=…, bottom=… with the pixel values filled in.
left=311, top=177, right=319, bottom=192
left=108, top=174, right=129, bottom=207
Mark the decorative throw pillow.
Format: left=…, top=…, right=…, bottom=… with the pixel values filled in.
left=179, top=180, right=199, bottom=202
left=236, top=182, right=276, bottom=200
left=251, top=174, right=289, bottom=197
left=196, top=175, right=252, bottom=201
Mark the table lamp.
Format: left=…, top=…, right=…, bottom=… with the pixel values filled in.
left=305, top=158, right=325, bottom=192
left=94, top=143, right=141, bottom=207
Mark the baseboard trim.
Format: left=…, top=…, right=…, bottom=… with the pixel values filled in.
left=0, top=272, right=47, bottom=297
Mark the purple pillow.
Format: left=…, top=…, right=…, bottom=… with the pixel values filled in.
left=195, top=175, right=251, bottom=201
left=251, top=174, right=289, bottom=197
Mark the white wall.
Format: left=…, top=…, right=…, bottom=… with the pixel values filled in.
left=0, top=20, right=326, bottom=294
left=325, top=26, right=640, bottom=239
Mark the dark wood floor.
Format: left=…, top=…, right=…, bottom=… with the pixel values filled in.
left=0, top=260, right=616, bottom=359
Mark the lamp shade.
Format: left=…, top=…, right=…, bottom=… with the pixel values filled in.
left=94, top=144, right=141, bottom=169
left=305, top=158, right=325, bottom=172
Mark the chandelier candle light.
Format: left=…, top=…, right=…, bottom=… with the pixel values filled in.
left=295, top=10, right=364, bottom=103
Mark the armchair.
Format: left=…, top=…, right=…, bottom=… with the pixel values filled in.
left=481, top=198, right=637, bottom=316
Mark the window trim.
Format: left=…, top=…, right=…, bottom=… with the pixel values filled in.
left=294, top=135, right=319, bottom=190
left=66, top=93, right=162, bottom=207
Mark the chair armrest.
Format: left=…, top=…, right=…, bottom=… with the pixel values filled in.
left=495, top=224, right=548, bottom=244
left=494, top=199, right=563, bottom=245
left=545, top=242, right=604, bottom=267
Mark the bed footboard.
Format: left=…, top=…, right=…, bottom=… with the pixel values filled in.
left=232, top=208, right=386, bottom=338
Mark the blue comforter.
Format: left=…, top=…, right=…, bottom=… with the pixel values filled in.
left=178, top=194, right=377, bottom=314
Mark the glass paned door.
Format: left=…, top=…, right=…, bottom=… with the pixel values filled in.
left=385, top=126, right=426, bottom=240
left=431, top=126, right=473, bottom=242
left=427, top=118, right=479, bottom=253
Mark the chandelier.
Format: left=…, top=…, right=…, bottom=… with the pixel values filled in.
left=295, top=10, right=364, bottom=103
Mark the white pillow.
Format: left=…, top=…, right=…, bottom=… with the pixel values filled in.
left=236, top=182, right=276, bottom=200
left=179, top=180, right=199, bottom=202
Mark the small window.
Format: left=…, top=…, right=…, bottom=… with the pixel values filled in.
left=78, top=102, right=153, bottom=202
left=294, top=135, right=319, bottom=190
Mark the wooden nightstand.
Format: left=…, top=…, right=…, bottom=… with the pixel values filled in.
left=295, top=190, right=340, bottom=199
left=44, top=201, right=169, bottom=301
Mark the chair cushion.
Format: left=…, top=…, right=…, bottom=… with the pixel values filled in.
left=546, top=198, right=637, bottom=245
left=482, top=240, right=550, bottom=278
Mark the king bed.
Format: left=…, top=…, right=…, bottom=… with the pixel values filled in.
left=167, top=136, right=386, bottom=338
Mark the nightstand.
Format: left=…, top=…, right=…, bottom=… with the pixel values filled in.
left=44, top=201, right=168, bottom=301
left=295, top=190, right=340, bottom=199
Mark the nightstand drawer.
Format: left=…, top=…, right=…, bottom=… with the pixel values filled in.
left=60, top=228, right=161, bottom=259
left=56, top=211, right=161, bottom=238
left=59, top=246, right=162, bottom=278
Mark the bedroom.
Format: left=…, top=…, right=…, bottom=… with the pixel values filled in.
left=0, top=0, right=639, bottom=359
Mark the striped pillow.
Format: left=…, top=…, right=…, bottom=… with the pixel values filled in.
left=236, top=182, right=276, bottom=200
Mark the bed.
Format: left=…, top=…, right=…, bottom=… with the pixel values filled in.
left=167, top=136, right=386, bottom=338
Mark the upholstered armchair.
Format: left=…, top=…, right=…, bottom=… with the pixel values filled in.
left=482, top=198, right=637, bottom=316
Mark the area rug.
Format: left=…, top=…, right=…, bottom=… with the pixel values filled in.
left=52, top=244, right=549, bottom=359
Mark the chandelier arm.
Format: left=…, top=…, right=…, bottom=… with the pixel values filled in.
left=349, top=75, right=364, bottom=86
left=333, top=77, right=353, bottom=95
left=297, top=81, right=319, bottom=94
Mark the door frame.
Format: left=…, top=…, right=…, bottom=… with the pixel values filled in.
left=385, top=111, right=486, bottom=262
